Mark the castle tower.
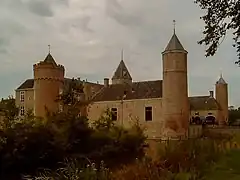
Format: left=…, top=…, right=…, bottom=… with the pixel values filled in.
left=162, top=23, right=189, bottom=139
left=215, top=74, right=228, bottom=125
left=112, top=50, right=132, bottom=85
left=33, top=48, right=65, bottom=118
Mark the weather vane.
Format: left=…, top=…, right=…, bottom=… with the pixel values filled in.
left=121, top=48, right=124, bottom=60
left=48, top=44, right=51, bottom=54
left=173, top=20, right=176, bottom=34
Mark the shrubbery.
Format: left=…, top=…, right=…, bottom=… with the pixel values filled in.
left=0, top=80, right=146, bottom=179
left=26, top=137, right=232, bottom=180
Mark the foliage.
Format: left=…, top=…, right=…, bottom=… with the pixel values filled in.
left=113, top=138, right=229, bottom=180
left=194, top=0, right=240, bottom=64
left=228, top=107, right=240, bottom=125
left=204, top=149, right=240, bottom=180
left=92, top=108, right=115, bottom=131
left=38, top=138, right=231, bottom=180
left=0, top=79, right=146, bottom=179
left=0, top=96, right=19, bottom=128
left=24, top=159, right=112, bottom=180
left=87, top=108, right=147, bottom=167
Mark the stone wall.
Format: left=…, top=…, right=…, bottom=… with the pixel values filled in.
left=88, top=98, right=164, bottom=138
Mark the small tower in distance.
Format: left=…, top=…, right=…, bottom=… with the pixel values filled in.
left=112, top=49, right=132, bottom=85
left=215, top=73, right=228, bottom=125
left=33, top=45, right=65, bottom=118
left=162, top=20, right=189, bottom=139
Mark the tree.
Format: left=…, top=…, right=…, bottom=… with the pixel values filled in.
left=194, top=0, right=240, bottom=64
left=228, top=107, right=240, bottom=125
left=0, top=96, right=19, bottom=129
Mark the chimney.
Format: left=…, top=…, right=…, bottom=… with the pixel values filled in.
left=104, top=78, right=109, bottom=87
left=209, top=91, right=214, bottom=98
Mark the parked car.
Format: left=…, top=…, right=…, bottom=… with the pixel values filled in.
left=205, top=115, right=216, bottom=125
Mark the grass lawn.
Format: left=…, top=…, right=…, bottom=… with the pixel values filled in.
left=205, top=149, right=240, bottom=180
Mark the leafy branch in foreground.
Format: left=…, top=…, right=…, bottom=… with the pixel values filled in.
left=194, top=0, right=240, bottom=64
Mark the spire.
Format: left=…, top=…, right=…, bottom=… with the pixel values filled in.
left=112, top=60, right=132, bottom=81
left=164, top=20, right=185, bottom=52
left=121, top=48, right=124, bottom=61
left=173, top=20, right=176, bottom=34
left=220, top=69, right=223, bottom=78
left=48, top=44, right=51, bottom=54
left=216, top=72, right=227, bottom=85
left=44, top=45, right=57, bottom=66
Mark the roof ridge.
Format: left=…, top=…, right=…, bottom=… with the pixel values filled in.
left=133, top=80, right=162, bottom=83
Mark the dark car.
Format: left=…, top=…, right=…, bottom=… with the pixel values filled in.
left=205, top=115, right=216, bottom=125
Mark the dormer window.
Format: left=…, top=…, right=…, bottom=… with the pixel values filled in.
left=123, top=70, right=127, bottom=77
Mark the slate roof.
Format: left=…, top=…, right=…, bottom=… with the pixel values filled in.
left=112, top=60, right=132, bottom=80
left=16, top=79, right=34, bottom=90
left=92, top=80, right=162, bottom=101
left=16, top=77, right=220, bottom=110
left=92, top=80, right=220, bottom=110
left=164, top=33, right=185, bottom=51
left=16, top=78, right=103, bottom=91
left=44, top=53, right=57, bottom=66
left=189, top=96, right=219, bottom=110
left=216, top=76, right=227, bottom=85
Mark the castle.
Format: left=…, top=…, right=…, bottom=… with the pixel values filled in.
left=15, top=30, right=229, bottom=139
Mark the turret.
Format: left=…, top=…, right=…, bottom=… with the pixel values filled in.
left=162, top=22, right=189, bottom=139
left=33, top=49, right=65, bottom=118
left=215, top=74, right=228, bottom=125
left=112, top=50, right=132, bottom=85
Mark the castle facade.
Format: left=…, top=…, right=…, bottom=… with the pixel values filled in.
left=15, top=31, right=228, bottom=139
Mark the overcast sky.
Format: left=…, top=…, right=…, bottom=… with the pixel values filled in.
left=0, top=0, right=239, bottom=107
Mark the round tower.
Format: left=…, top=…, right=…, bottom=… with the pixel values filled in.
left=162, top=28, right=189, bottom=139
left=215, top=74, right=228, bottom=125
left=33, top=52, right=65, bottom=118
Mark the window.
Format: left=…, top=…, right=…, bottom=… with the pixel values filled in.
left=20, top=91, right=25, bottom=102
left=145, top=106, right=152, bottom=121
left=20, top=106, right=25, bottom=116
left=111, top=108, right=117, bottom=121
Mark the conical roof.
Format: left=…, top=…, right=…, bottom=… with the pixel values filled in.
left=112, top=60, right=132, bottom=80
left=216, top=75, right=227, bottom=85
left=164, top=33, right=185, bottom=51
left=44, top=53, right=57, bottom=66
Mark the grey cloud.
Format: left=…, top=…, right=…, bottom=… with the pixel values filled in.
left=0, top=38, right=8, bottom=50
left=72, top=16, right=93, bottom=33
left=58, top=16, right=94, bottom=34
left=105, top=0, right=144, bottom=27
left=24, top=0, right=69, bottom=17
left=27, top=1, right=54, bottom=17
